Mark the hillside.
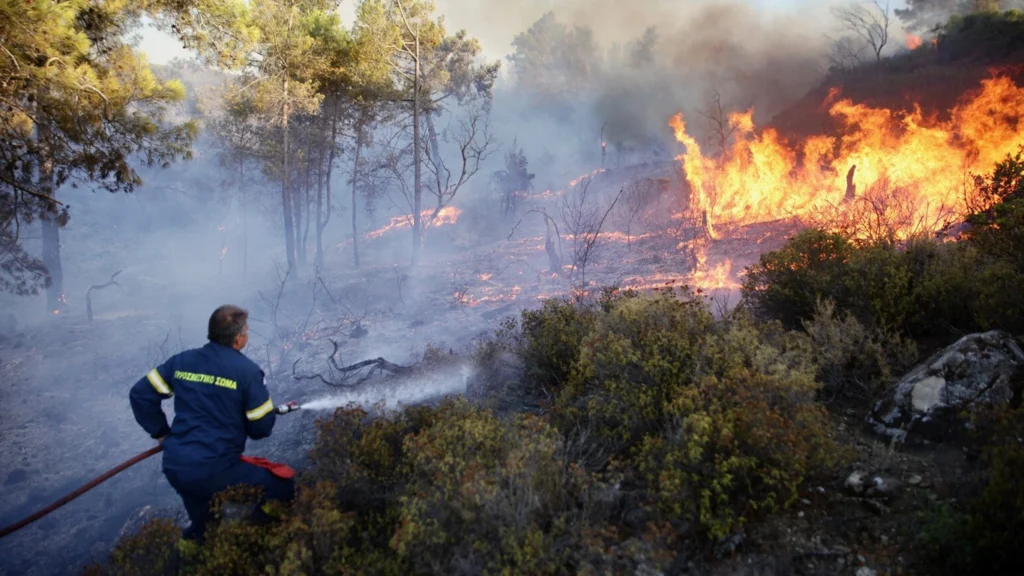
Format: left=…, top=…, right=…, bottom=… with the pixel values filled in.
left=770, top=10, right=1024, bottom=141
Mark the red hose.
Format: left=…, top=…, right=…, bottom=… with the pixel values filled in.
left=0, top=445, right=163, bottom=539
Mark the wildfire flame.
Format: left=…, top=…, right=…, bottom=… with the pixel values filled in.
left=906, top=34, right=923, bottom=49
left=364, top=206, right=462, bottom=240
left=670, top=75, right=1024, bottom=241
left=518, top=169, right=608, bottom=201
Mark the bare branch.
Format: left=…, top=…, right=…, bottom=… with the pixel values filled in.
left=831, top=0, right=891, bottom=64
left=559, top=177, right=622, bottom=291
left=86, top=269, right=125, bottom=322
left=422, top=104, right=497, bottom=227
left=291, top=339, right=412, bottom=388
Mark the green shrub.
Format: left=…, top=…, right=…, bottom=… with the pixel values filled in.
left=741, top=229, right=853, bottom=330
left=937, top=10, right=1024, bottom=63
left=558, top=290, right=715, bottom=453
left=742, top=224, right=1024, bottom=342
left=801, top=299, right=918, bottom=402
left=632, top=315, right=845, bottom=540
left=917, top=405, right=1024, bottom=574
left=82, top=519, right=182, bottom=576
left=547, top=291, right=844, bottom=539
left=501, top=297, right=599, bottom=407
left=962, top=406, right=1024, bottom=572
left=392, top=398, right=596, bottom=575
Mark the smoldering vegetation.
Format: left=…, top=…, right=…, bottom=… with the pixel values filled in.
left=0, top=0, right=936, bottom=574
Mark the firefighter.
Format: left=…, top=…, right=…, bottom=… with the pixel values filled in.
left=129, top=304, right=295, bottom=544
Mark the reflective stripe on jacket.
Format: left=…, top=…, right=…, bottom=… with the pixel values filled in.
left=129, top=341, right=275, bottom=474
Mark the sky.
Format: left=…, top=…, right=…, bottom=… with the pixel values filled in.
left=136, top=0, right=883, bottom=66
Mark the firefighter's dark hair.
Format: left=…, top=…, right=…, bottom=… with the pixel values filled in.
left=208, top=305, right=248, bottom=347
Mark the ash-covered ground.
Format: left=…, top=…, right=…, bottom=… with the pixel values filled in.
left=0, top=162, right=796, bottom=575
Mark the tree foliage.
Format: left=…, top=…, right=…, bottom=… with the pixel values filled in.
left=0, top=0, right=197, bottom=297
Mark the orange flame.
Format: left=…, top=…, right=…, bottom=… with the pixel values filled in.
left=906, top=34, right=923, bottom=49
left=364, top=206, right=462, bottom=240
left=670, top=76, right=1024, bottom=241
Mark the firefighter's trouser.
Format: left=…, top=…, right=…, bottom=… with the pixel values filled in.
left=164, top=459, right=295, bottom=543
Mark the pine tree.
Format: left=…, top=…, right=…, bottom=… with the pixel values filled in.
left=1, top=0, right=196, bottom=308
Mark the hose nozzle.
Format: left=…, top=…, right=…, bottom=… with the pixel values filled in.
left=275, top=401, right=300, bottom=415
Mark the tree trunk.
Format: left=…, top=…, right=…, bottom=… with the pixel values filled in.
left=425, top=112, right=442, bottom=167
left=318, top=114, right=337, bottom=271
left=38, top=114, right=63, bottom=313
left=351, top=122, right=364, bottom=268
left=281, top=7, right=297, bottom=271
left=294, top=168, right=304, bottom=267
left=411, top=37, right=423, bottom=266
left=314, top=135, right=325, bottom=270
left=301, top=159, right=311, bottom=264
left=240, top=159, right=248, bottom=278
left=282, top=75, right=296, bottom=270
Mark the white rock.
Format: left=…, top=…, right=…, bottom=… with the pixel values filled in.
left=868, top=331, right=1024, bottom=443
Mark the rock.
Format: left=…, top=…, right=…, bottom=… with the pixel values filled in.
left=868, top=331, right=1024, bottom=443
left=856, top=567, right=878, bottom=576
left=714, top=532, right=745, bottom=559
left=908, top=474, right=923, bottom=486
left=845, top=471, right=866, bottom=495
left=864, top=475, right=901, bottom=502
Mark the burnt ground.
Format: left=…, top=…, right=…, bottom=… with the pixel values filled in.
left=0, top=163, right=961, bottom=575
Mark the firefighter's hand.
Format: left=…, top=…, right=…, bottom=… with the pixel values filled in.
left=157, top=436, right=165, bottom=446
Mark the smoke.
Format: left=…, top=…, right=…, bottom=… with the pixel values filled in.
left=454, top=0, right=840, bottom=187
left=896, top=0, right=1024, bottom=33
left=301, top=361, right=475, bottom=411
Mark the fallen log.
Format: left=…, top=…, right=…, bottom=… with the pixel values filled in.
left=292, top=338, right=412, bottom=388
left=86, top=270, right=125, bottom=322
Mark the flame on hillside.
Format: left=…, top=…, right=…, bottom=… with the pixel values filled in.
left=670, top=75, right=1024, bottom=241
left=364, top=206, right=462, bottom=240
left=517, top=169, right=607, bottom=201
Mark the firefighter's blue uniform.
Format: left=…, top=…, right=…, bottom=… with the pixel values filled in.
left=129, top=341, right=295, bottom=542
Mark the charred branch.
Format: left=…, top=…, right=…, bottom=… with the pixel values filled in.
left=292, top=338, right=412, bottom=388
left=832, top=0, right=891, bottom=65
left=507, top=207, right=563, bottom=276
left=698, top=89, right=736, bottom=155
left=85, top=269, right=124, bottom=322
left=559, top=177, right=622, bottom=291
left=845, top=164, right=858, bottom=201
left=422, top=104, right=497, bottom=227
